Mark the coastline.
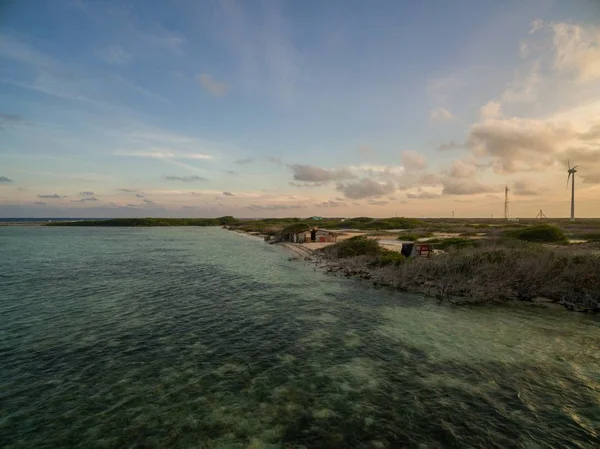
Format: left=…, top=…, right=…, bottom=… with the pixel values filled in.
left=254, top=236, right=599, bottom=313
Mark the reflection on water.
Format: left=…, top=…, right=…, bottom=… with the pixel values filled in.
left=1, top=227, right=598, bottom=448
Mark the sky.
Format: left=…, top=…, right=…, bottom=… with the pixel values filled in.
left=1, top=0, right=600, bottom=218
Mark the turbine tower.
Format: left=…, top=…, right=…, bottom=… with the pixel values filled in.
left=567, top=160, right=578, bottom=221
left=504, top=186, right=509, bottom=220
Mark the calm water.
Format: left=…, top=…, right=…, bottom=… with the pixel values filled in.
left=1, top=227, right=598, bottom=448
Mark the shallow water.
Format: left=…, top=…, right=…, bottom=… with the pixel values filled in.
left=0, top=227, right=598, bottom=448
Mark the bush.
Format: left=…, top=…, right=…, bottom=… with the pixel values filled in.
left=370, top=250, right=406, bottom=267
left=505, top=225, right=567, bottom=243
left=426, top=237, right=479, bottom=250
left=324, top=236, right=384, bottom=258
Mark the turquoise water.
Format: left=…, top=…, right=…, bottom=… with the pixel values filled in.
left=0, top=227, right=598, bottom=448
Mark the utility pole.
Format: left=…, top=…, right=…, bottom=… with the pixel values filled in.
left=504, top=186, right=509, bottom=220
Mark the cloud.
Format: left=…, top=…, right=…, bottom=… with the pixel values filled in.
left=441, top=179, right=496, bottom=196
left=246, top=204, right=307, bottom=211
left=367, top=199, right=389, bottom=205
left=222, top=191, right=234, bottom=196
left=347, top=165, right=405, bottom=180
left=550, top=22, right=600, bottom=82
left=316, top=200, right=346, bottom=208
left=401, top=151, right=427, bottom=170
left=436, top=141, right=465, bottom=152
left=126, top=203, right=138, bottom=207
left=407, top=190, right=441, bottom=199
left=136, top=193, right=145, bottom=198
left=225, top=170, right=238, bottom=175
left=336, top=178, right=396, bottom=199
left=197, top=73, right=230, bottom=96
left=580, top=125, right=600, bottom=141
left=72, top=197, right=99, bottom=203
left=103, top=46, right=131, bottom=64
left=142, top=199, right=156, bottom=205
left=446, top=160, right=477, bottom=178
left=0, top=176, right=14, bottom=183
left=358, top=145, right=374, bottom=154
left=118, top=188, right=137, bottom=193
left=267, top=156, right=284, bottom=165
left=429, top=107, right=454, bottom=122
left=289, top=164, right=355, bottom=183
left=513, top=180, right=538, bottom=196
left=0, top=112, right=26, bottom=129
left=530, top=19, right=544, bottom=34
left=480, top=101, right=502, bottom=119
left=116, top=150, right=213, bottom=160
left=38, top=194, right=61, bottom=199
left=467, top=117, right=573, bottom=173
left=581, top=173, right=600, bottom=184
left=34, top=201, right=46, bottom=205
left=289, top=181, right=326, bottom=188
left=501, top=60, right=540, bottom=103
left=234, top=157, right=254, bottom=165
left=164, top=175, right=208, bottom=182
left=79, top=191, right=94, bottom=197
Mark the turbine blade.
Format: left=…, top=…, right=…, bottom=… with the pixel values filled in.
left=572, top=166, right=578, bottom=170
left=568, top=159, right=571, bottom=170
left=566, top=173, right=571, bottom=189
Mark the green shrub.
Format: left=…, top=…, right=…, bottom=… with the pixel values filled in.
left=326, top=236, right=384, bottom=258
left=370, top=250, right=406, bottom=267
left=504, top=225, right=567, bottom=243
left=426, top=237, right=479, bottom=250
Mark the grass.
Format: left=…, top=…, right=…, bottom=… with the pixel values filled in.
left=504, top=225, right=567, bottom=243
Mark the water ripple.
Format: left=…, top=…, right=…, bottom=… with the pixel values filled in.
left=0, top=226, right=598, bottom=448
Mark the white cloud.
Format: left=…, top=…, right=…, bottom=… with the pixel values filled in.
left=336, top=178, right=396, bottom=199
left=446, top=160, right=477, bottom=178
left=115, top=149, right=214, bottom=160
left=550, top=22, right=600, bottom=82
left=429, top=107, right=454, bottom=122
left=480, top=101, right=502, bottom=119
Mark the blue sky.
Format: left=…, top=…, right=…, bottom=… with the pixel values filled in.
left=1, top=0, right=599, bottom=217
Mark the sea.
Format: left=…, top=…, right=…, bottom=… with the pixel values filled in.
left=0, top=226, right=598, bottom=448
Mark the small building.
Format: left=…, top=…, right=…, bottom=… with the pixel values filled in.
left=276, top=227, right=338, bottom=244
left=314, top=229, right=338, bottom=243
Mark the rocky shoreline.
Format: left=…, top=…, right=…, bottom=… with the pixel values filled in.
left=276, top=242, right=599, bottom=313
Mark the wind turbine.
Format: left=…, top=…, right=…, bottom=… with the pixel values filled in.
left=567, top=160, right=578, bottom=221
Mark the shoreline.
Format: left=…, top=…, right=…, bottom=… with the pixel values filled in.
left=263, top=238, right=598, bottom=313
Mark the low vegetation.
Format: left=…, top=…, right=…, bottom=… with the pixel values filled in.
left=426, top=237, right=480, bottom=251
left=504, top=224, right=567, bottom=243
left=47, top=217, right=238, bottom=227
left=319, top=242, right=600, bottom=312
left=320, top=236, right=406, bottom=267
